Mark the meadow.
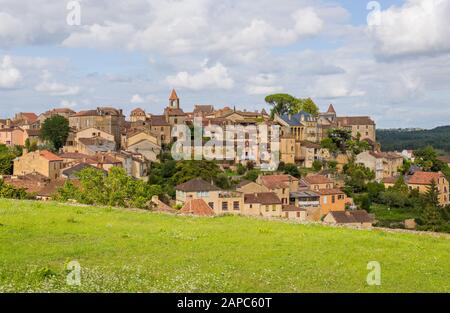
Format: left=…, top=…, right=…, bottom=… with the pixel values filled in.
left=0, top=199, right=449, bottom=293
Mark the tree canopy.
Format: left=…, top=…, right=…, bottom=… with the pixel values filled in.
left=265, top=94, right=319, bottom=118
left=40, top=115, right=70, bottom=151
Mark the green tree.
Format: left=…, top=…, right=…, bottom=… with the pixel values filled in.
left=312, top=160, right=323, bottom=172
left=25, top=138, right=38, bottom=152
left=265, top=94, right=300, bottom=118
left=40, top=115, right=70, bottom=151
left=214, top=173, right=231, bottom=190
left=283, top=164, right=301, bottom=178
left=244, top=170, right=260, bottom=182
left=301, top=98, right=319, bottom=116
left=423, top=179, right=440, bottom=208
left=236, top=163, right=246, bottom=175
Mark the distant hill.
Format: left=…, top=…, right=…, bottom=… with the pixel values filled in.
left=377, top=126, right=450, bottom=154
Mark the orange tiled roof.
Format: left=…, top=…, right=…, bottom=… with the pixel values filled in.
left=180, top=199, right=215, bottom=216
left=260, top=174, right=298, bottom=190
left=408, top=171, right=445, bottom=185
left=39, top=150, right=63, bottom=162
left=303, top=174, right=333, bottom=185
left=315, top=188, right=345, bottom=195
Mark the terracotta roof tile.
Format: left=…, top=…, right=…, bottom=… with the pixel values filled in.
left=407, top=171, right=446, bottom=185
left=180, top=199, right=214, bottom=216
left=303, top=174, right=333, bottom=185
left=176, top=178, right=222, bottom=192
left=260, top=175, right=298, bottom=190
left=244, top=192, right=282, bottom=205
left=40, top=150, right=63, bottom=161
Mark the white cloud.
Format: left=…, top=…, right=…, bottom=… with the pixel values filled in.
left=130, top=94, right=145, bottom=104
left=292, top=7, right=324, bottom=37
left=246, top=74, right=283, bottom=95
left=0, top=56, right=22, bottom=89
left=63, top=22, right=135, bottom=49
left=370, top=0, right=450, bottom=59
left=0, top=12, right=26, bottom=47
left=35, top=71, right=80, bottom=96
left=166, top=62, right=234, bottom=90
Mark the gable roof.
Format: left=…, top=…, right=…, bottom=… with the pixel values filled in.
left=165, top=107, right=186, bottom=116
left=244, top=192, right=282, bottom=205
left=260, top=174, right=298, bottom=190
left=39, top=150, right=63, bottom=162
left=328, top=210, right=373, bottom=224
left=180, top=199, right=215, bottom=216
left=315, top=188, right=345, bottom=196
left=149, top=115, right=170, bottom=126
left=175, top=178, right=222, bottom=192
left=18, top=112, right=38, bottom=122
left=407, top=171, right=446, bottom=185
left=303, top=174, right=333, bottom=185
left=62, top=163, right=107, bottom=178
left=337, top=116, right=375, bottom=126
left=194, top=105, right=214, bottom=114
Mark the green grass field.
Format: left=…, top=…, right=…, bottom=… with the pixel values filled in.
left=0, top=199, right=449, bottom=293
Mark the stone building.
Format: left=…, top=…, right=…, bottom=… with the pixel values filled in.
left=69, top=107, right=125, bottom=148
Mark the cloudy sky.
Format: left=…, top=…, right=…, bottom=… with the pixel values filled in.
left=1, top=0, right=450, bottom=128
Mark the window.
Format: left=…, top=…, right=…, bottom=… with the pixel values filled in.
left=297, top=212, right=301, bottom=218
left=323, top=196, right=328, bottom=204
left=233, top=201, right=240, bottom=211
left=332, top=195, right=336, bottom=204
left=272, top=205, right=276, bottom=211
left=208, top=202, right=214, bottom=209
left=222, top=202, right=228, bottom=211
left=265, top=205, right=269, bottom=212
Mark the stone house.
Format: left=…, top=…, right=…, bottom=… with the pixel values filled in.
left=356, top=151, right=404, bottom=181
left=406, top=171, right=449, bottom=206
left=336, top=116, right=376, bottom=143
left=244, top=192, right=283, bottom=218
left=258, top=174, right=300, bottom=205
left=302, top=174, right=334, bottom=191
left=13, top=150, right=64, bottom=180
left=316, top=189, right=348, bottom=216
left=69, top=107, right=125, bottom=148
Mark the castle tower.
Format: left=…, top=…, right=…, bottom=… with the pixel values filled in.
left=169, top=89, right=180, bottom=109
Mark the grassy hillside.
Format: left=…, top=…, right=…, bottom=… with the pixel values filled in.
left=0, top=199, right=449, bottom=293
left=377, top=126, right=450, bottom=153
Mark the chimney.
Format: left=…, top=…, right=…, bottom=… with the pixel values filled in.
left=288, top=114, right=292, bottom=120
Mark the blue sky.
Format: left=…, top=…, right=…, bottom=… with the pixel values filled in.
left=1, top=0, right=450, bottom=128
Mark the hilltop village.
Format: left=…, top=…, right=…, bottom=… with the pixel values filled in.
left=1, top=90, right=449, bottom=230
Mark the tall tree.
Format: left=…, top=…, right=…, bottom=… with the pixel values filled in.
left=301, top=98, right=319, bottom=116
left=40, top=115, right=70, bottom=151
left=265, top=94, right=300, bottom=118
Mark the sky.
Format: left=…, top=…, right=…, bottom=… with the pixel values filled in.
left=1, top=0, right=450, bottom=129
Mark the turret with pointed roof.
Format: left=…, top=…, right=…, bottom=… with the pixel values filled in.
left=327, top=104, right=336, bottom=114
left=169, top=89, right=180, bottom=109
